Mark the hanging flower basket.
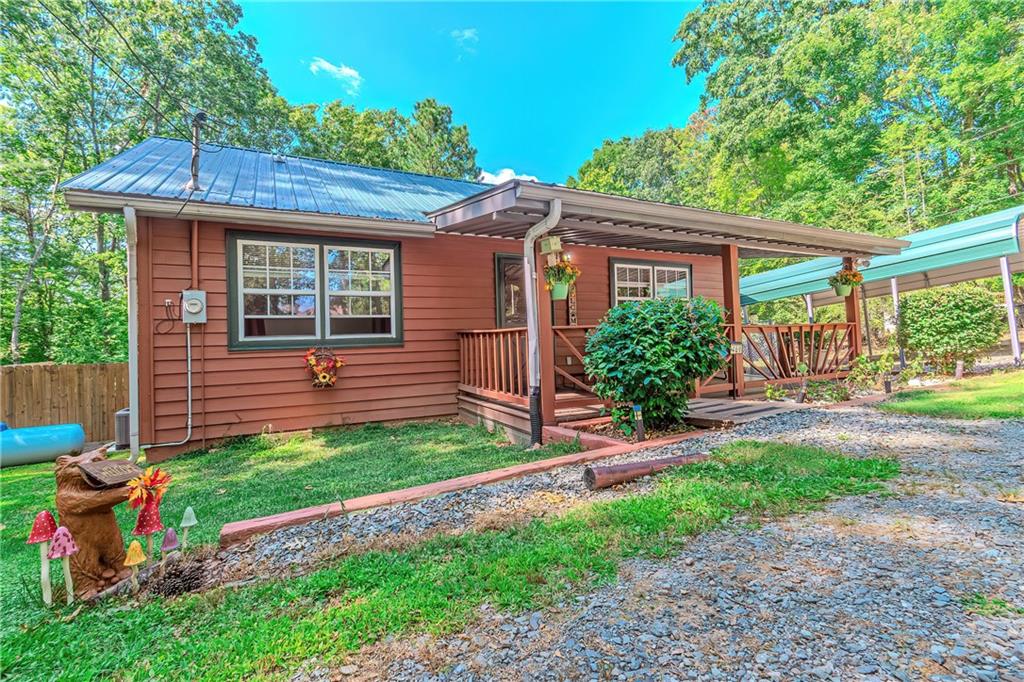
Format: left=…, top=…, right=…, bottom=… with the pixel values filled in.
left=304, top=347, right=344, bottom=388
left=544, top=259, right=581, bottom=301
left=827, top=268, right=863, bottom=297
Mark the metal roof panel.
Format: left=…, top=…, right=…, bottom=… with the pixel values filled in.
left=61, top=137, right=487, bottom=224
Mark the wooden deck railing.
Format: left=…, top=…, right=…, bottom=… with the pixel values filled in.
left=458, top=328, right=529, bottom=405
left=741, top=323, right=856, bottom=385
left=458, top=321, right=859, bottom=405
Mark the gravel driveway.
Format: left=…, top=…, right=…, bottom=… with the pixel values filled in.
left=325, top=406, right=1024, bottom=682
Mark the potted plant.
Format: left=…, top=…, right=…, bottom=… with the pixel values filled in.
left=543, top=258, right=581, bottom=301
left=827, top=267, right=863, bottom=297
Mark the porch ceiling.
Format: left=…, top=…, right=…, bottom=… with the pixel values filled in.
left=427, top=180, right=908, bottom=259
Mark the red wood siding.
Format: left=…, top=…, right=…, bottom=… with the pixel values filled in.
left=136, top=217, right=723, bottom=454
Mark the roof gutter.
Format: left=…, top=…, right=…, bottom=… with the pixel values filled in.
left=66, top=191, right=437, bottom=239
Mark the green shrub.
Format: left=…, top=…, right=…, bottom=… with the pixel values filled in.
left=897, top=283, right=1004, bottom=373
left=584, top=296, right=730, bottom=432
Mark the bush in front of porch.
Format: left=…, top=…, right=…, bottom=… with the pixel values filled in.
left=584, top=296, right=730, bottom=435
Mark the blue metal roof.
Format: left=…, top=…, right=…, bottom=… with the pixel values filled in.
left=60, top=137, right=488, bottom=224
left=739, top=205, right=1024, bottom=305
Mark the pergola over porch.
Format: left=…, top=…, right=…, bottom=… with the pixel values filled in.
left=428, top=180, right=908, bottom=444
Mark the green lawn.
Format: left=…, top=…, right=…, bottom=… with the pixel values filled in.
left=877, top=370, right=1024, bottom=419
left=1, top=440, right=898, bottom=681
left=0, top=420, right=577, bottom=629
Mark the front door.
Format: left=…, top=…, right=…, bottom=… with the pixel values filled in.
left=496, top=255, right=527, bottom=327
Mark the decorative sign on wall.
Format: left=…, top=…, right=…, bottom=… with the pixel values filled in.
left=568, top=283, right=578, bottom=326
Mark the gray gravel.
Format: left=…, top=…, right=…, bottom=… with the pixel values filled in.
left=295, top=406, right=1024, bottom=682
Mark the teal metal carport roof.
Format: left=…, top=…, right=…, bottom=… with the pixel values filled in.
left=739, top=205, right=1024, bottom=306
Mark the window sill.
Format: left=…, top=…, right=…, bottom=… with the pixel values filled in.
left=228, top=337, right=405, bottom=352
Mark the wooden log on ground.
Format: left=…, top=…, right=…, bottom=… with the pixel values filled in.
left=583, top=453, right=709, bottom=490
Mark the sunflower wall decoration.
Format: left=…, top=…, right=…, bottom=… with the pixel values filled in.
left=304, top=347, right=345, bottom=388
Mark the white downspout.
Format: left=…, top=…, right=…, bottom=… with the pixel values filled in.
left=523, top=198, right=562, bottom=445
left=123, top=206, right=195, bottom=464
left=124, top=206, right=142, bottom=462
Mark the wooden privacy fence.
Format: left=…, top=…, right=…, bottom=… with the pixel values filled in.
left=0, top=362, right=128, bottom=442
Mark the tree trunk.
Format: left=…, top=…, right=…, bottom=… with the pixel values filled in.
left=10, top=237, right=48, bottom=363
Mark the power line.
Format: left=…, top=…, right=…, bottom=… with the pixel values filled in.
left=85, top=0, right=237, bottom=147
left=924, top=192, right=1021, bottom=223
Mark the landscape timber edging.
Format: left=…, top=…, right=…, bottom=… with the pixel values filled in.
left=217, top=428, right=707, bottom=548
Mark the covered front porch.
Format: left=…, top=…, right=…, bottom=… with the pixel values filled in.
left=428, top=180, right=907, bottom=443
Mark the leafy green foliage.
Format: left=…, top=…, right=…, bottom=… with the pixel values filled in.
left=0, top=420, right=577, bottom=623
left=897, top=283, right=1004, bottom=373
left=878, top=370, right=1023, bottom=419
left=0, top=2, right=478, bottom=365
left=0, top=441, right=897, bottom=679
left=584, top=296, right=729, bottom=431
left=763, top=382, right=789, bottom=401
left=805, top=380, right=852, bottom=404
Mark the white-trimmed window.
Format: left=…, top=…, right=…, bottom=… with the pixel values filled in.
left=230, top=233, right=401, bottom=349
left=612, top=261, right=691, bottom=306
left=325, top=246, right=394, bottom=337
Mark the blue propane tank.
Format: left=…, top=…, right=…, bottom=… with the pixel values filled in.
left=0, top=424, right=86, bottom=468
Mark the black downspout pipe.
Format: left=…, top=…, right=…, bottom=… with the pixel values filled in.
left=529, top=387, right=542, bottom=446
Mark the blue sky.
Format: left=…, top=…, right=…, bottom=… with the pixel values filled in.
left=237, top=1, right=705, bottom=182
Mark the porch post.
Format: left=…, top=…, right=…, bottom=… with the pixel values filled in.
left=537, top=245, right=557, bottom=425
left=843, top=257, right=864, bottom=360
left=1000, top=256, right=1021, bottom=365
left=804, top=294, right=815, bottom=323
left=721, top=244, right=745, bottom=397
left=891, top=277, right=906, bottom=369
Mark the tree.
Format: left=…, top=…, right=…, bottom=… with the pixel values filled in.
left=400, top=98, right=479, bottom=180
left=1, top=1, right=482, bottom=364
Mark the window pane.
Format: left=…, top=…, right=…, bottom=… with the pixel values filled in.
left=655, top=267, right=689, bottom=298
left=371, top=274, right=391, bottom=292
left=269, top=245, right=291, bottom=269
left=294, top=295, right=316, bottom=316
left=293, top=268, right=316, bottom=289
left=244, top=294, right=268, bottom=315
left=242, top=244, right=267, bottom=267
left=330, top=317, right=392, bottom=336
left=371, top=251, right=391, bottom=272
left=269, top=269, right=292, bottom=290
left=350, top=297, right=371, bottom=316
left=371, top=296, right=391, bottom=316
left=326, top=248, right=349, bottom=271
left=292, top=247, right=315, bottom=268
left=327, top=273, right=350, bottom=291
left=243, top=268, right=267, bottom=288
left=351, top=274, right=371, bottom=291
left=351, top=251, right=370, bottom=271
left=244, top=317, right=316, bottom=337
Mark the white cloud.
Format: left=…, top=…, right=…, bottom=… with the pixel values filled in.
left=450, top=27, right=479, bottom=55
left=478, top=168, right=539, bottom=185
left=309, top=57, right=363, bottom=95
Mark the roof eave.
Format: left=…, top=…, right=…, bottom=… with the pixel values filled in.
left=64, top=190, right=438, bottom=239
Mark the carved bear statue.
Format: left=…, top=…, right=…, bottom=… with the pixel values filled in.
left=54, top=447, right=131, bottom=598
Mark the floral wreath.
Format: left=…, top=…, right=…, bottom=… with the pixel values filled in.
left=304, top=347, right=345, bottom=388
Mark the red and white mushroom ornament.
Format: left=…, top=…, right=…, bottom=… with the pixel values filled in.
left=47, top=527, right=80, bottom=605
left=27, top=511, right=58, bottom=606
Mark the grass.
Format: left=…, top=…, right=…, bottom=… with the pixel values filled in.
left=0, top=440, right=898, bottom=681
left=0, top=420, right=578, bottom=628
left=961, top=593, right=1024, bottom=617
left=877, top=370, right=1024, bottom=419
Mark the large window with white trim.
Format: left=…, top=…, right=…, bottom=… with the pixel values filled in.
left=229, top=233, right=401, bottom=349
left=611, top=260, right=691, bottom=306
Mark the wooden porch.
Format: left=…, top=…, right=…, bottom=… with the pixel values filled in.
left=456, top=319, right=860, bottom=440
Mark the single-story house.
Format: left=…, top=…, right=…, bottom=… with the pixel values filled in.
left=62, top=137, right=906, bottom=459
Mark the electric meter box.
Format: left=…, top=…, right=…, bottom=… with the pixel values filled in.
left=181, top=290, right=207, bottom=324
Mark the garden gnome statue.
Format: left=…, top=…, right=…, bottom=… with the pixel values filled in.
left=27, top=511, right=57, bottom=606
left=47, top=527, right=80, bottom=605
left=54, top=447, right=131, bottom=599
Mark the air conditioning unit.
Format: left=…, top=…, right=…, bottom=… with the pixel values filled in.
left=114, top=407, right=131, bottom=450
